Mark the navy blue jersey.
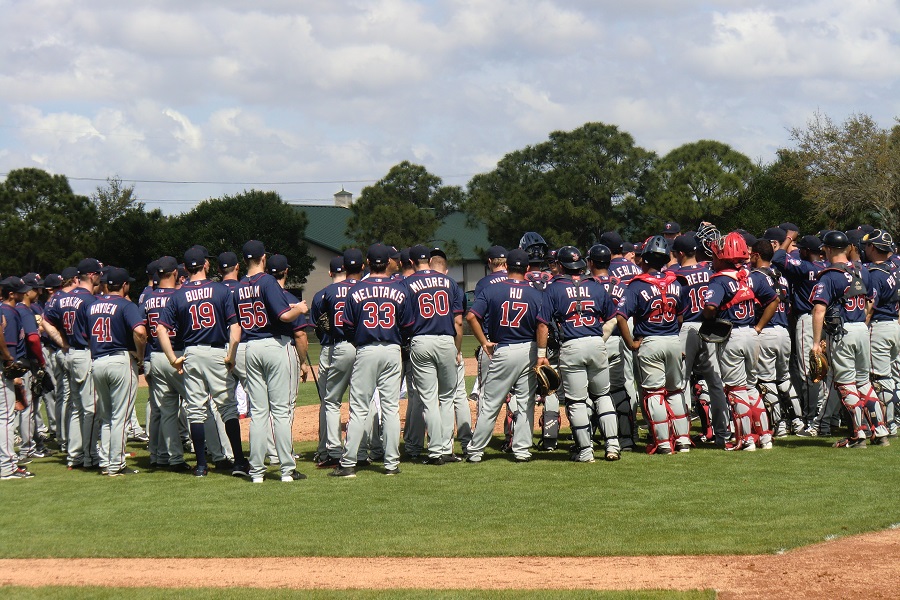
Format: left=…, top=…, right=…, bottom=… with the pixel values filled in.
left=609, top=257, right=641, bottom=283
left=749, top=269, right=784, bottom=328
left=811, top=263, right=871, bottom=324
left=1, top=303, right=26, bottom=360
left=867, top=262, right=900, bottom=322
left=343, top=277, right=410, bottom=347
left=138, top=285, right=154, bottom=305
left=158, top=280, right=237, bottom=347
left=705, top=269, right=756, bottom=326
left=310, top=279, right=358, bottom=345
left=221, top=279, right=240, bottom=293
left=44, top=287, right=96, bottom=350
left=616, top=272, right=682, bottom=337
left=143, top=288, right=181, bottom=353
left=774, top=249, right=824, bottom=316
left=83, top=295, right=145, bottom=359
left=235, top=273, right=295, bottom=342
left=674, top=264, right=713, bottom=323
left=401, top=270, right=464, bottom=337
left=474, top=270, right=508, bottom=297
left=545, top=276, right=616, bottom=341
left=468, top=280, right=548, bottom=345
left=274, top=290, right=311, bottom=340
left=15, top=304, right=40, bottom=362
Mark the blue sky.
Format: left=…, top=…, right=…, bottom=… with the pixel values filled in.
left=1, top=0, right=898, bottom=214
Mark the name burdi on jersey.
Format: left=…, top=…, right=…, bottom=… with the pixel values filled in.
left=184, top=286, right=214, bottom=302
left=351, top=284, right=406, bottom=304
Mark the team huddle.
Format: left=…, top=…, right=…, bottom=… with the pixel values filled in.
left=1, top=218, right=897, bottom=480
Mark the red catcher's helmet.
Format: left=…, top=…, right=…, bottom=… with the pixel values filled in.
left=712, top=231, right=750, bottom=262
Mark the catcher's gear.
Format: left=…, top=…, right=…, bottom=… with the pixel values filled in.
left=556, top=245, right=586, bottom=270
left=519, top=232, right=548, bottom=263
left=587, top=244, right=611, bottom=267
left=3, top=360, right=28, bottom=380
left=695, top=222, right=722, bottom=257
left=809, top=350, right=828, bottom=384
left=534, top=364, right=561, bottom=396
left=699, top=318, right=733, bottom=344
left=711, top=231, right=750, bottom=262
left=14, top=381, right=27, bottom=411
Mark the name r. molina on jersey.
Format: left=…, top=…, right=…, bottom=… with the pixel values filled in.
left=638, top=283, right=679, bottom=301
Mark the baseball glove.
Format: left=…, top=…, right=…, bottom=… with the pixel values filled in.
left=3, top=360, right=28, bottom=380
left=314, top=312, right=331, bottom=340
left=809, top=350, right=828, bottom=384
left=699, top=318, right=733, bottom=344
left=14, top=381, right=27, bottom=411
left=534, top=364, right=561, bottom=396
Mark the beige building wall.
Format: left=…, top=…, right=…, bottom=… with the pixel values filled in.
left=303, top=242, right=340, bottom=299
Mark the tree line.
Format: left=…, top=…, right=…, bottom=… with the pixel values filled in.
left=1, top=110, right=894, bottom=291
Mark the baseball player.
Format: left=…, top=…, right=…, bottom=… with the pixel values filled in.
left=703, top=232, right=773, bottom=451
left=749, top=240, right=805, bottom=437
left=236, top=242, right=308, bottom=483
left=156, top=246, right=247, bottom=477
left=26, top=274, right=55, bottom=446
left=82, top=268, right=146, bottom=476
left=465, top=248, right=549, bottom=463
left=811, top=231, right=889, bottom=448
left=330, top=244, right=411, bottom=477
left=470, top=246, right=508, bottom=406
left=401, top=244, right=464, bottom=465
left=616, top=236, right=689, bottom=454
left=310, top=250, right=363, bottom=468
left=544, top=246, right=617, bottom=461
left=13, top=274, right=48, bottom=462
left=1, top=278, right=35, bottom=479
left=863, top=230, right=900, bottom=437
left=671, top=234, right=731, bottom=446
left=39, top=273, right=66, bottom=447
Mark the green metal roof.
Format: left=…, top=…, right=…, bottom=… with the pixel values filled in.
left=298, top=205, right=490, bottom=260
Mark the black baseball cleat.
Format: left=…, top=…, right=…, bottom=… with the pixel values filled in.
left=193, top=464, right=209, bottom=477
left=384, top=467, right=401, bottom=475
left=513, top=456, right=532, bottom=463
left=231, top=460, right=250, bottom=477
left=421, top=456, right=444, bottom=465
left=442, top=454, right=463, bottom=463
left=329, top=466, right=357, bottom=478
left=281, top=470, right=307, bottom=482
left=215, top=458, right=235, bottom=471
left=316, top=456, right=341, bottom=468
left=169, top=462, right=191, bottom=473
left=108, top=468, right=139, bottom=477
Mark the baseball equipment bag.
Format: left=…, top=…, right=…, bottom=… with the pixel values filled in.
left=14, top=381, right=27, bottom=411
left=3, top=360, right=28, bottom=380
left=809, top=350, right=828, bottom=384
left=534, top=364, right=561, bottom=396
left=699, top=318, right=733, bottom=344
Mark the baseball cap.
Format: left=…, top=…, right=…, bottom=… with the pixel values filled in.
left=662, top=222, right=681, bottom=235
left=267, top=254, right=290, bottom=274
left=367, top=243, right=391, bottom=267
left=399, top=248, right=411, bottom=267
left=486, top=245, right=507, bottom=259
left=107, top=267, right=135, bottom=286
left=736, top=229, right=757, bottom=247
left=430, top=246, right=447, bottom=259
left=218, top=251, right=238, bottom=270
left=599, top=231, right=624, bottom=253
left=343, top=248, right=364, bottom=270
left=672, top=235, right=698, bottom=253
left=779, top=222, right=799, bottom=233
left=846, top=229, right=865, bottom=245
left=44, top=274, right=63, bottom=288
left=177, top=264, right=189, bottom=280
left=507, top=248, right=529, bottom=269
left=77, top=258, right=102, bottom=275
left=797, top=235, right=824, bottom=251
left=864, top=229, right=894, bottom=252
left=190, top=244, right=213, bottom=258
left=157, top=256, right=179, bottom=274
left=184, top=247, right=208, bottom=268
left=389, top=246, right=401, bottom=261
left=22, top=273, right=44, bottom=288
left=242, top=240, right=266, bottom=260
left=61, top=266, right=78, bottom=280
left=329, top=256, right=345, bottom=273
left=409, top=244, right=430, bottom=262
left=622, top=241, right=635, bottom=254
left=763, top=227, right=787, bottom=244
left=858, top=224, right=875, bottom=235
left=1, top=276, right=31, bottom=294
left=146, top=260, right=159, bottom=276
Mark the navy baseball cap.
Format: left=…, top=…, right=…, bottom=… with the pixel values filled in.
left=430, top=246, right=447, bottom=259
left=858, top=224, right=875, bottom=235
left=1, top=276, right=31, bottom=294
left=487, top=245, right=507, bottom=259
left=329, top=256, right=345, bottom=273
left=409, top=244, right=430, bottom=262
left=599, top=231, right=624, bottom=253
left=389, top=246, right=401, bottom=261
left=779, top=222, right=799, bottom=233
left=177, top=264, right=189, bottom=280
left=736, top=229, right=757, bottom=247
left=399, top=248, right=411, bottom=267
left=184, top=247, right=208, bottom=268
left=622, top=241, right=635, bottom=254
left=367, top=244, right=391, bottom=267
left=662, top=222, right=681, bottom=235
left=343, top=248, right=364, bottom=270
left=797, top=235, right=823, bottom=251
left=267, top=254, right=290, bottom=274
left=107, top=267, right=135, bottom=286
left=507, top=248, right=529, bottom=269
left=190, top=244, right=213, bottom=258
left=763, top=227, right=787, bottom=244
left=242, top=240, right=266, bottom=260
left=218, top=251, right=238, bottom=269
left=61, top=266, right=78, bottom=280
left=157, top=256, right=179, bottom=274
left=146, top=260, right=159, bottom=276
left=77, top=258, right=102, bottom=275
left=672, top=235, right=697, bottom=253
left=44, top=273, right=63, bottom=288
left=23, top=273, right=44, bottom=288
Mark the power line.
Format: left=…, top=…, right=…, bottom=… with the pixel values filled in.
left=0, top=173, right=474, bottom=185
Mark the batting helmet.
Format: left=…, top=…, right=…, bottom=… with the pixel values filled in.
left=711, top=231, right=750, bottom=262
left=642, top=235, right=670, bottom=260
left=557, top=246, right=586, bottom=270
left=588, top=244, right=611, bottom=267
left=822, top=230, right=850, bottom=249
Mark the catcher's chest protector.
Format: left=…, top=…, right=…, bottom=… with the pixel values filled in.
left=711, top=269, right=755, bottom=310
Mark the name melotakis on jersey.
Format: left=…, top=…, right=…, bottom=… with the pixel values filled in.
left=184, top=286, right=214, bottom=303
left=351, top=285, right=407, bottom=304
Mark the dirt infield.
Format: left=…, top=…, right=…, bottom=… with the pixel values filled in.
left=2, top=527, right=899, bottom=598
